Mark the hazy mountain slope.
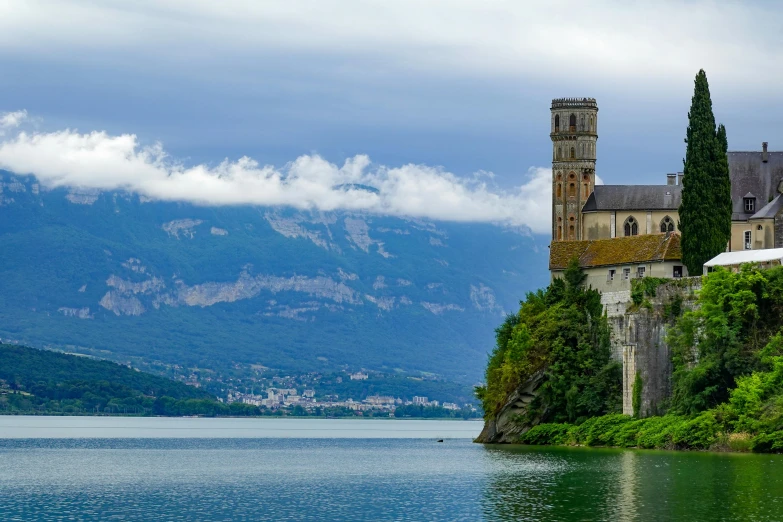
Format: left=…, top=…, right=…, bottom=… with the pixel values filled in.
left=0, top=172, right=549, bottom=382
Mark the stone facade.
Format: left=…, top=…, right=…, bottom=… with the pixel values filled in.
left=604, top=280, right=700, bottom=417
left=551, top=98, right=598, bottom=242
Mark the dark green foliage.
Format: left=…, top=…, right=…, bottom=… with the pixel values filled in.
left=478, top=263, right=621, bottom=422
left=679, top=69, right=732, bottom=275
left=668, top=266, right=781, bottom=414
left=632, top=372, right=643, bottom=418
left=0, top=343, right=238, bottom=415
left=630, top=277, right=668, bottom=306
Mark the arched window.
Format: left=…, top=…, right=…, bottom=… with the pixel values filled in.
left=624, top=216, right=639, bottom=237
left=568, top=182, right=576, bottom=197
left=583, top=183, right=589, bottom=198
left=580, top=114, right=585, bottom=131
left=569, top=114, right=576, bottom=131
left=557, top=147, right=562, bottom=159
left=589, top=116, right=594, bottom=132
left=554, top=115, right=560, bottom=132
left=557, top=217, right=562, bottom=240
left=557, top=183, right=562, bottom=198
left=570, top=147, right=575, bottom=159
left=568, top=216, right=575, bottom=240
left=660, top=216, right=675, bottom=233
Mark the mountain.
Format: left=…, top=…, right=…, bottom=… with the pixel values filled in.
left=0, top=171, right=549, bottom=383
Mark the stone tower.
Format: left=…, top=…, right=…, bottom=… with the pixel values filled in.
left=551, top=98, right=598, bottom=242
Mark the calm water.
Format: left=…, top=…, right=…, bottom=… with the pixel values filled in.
left=2, top=417, right=783, bottom=521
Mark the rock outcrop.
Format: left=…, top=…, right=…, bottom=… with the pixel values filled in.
left=474, top=370, right=545, bottom=444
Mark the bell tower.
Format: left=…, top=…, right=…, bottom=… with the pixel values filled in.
left=551, top=98, right=598, bottom=242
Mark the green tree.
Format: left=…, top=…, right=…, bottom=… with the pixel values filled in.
left=679, top=69, right=732, bottom=275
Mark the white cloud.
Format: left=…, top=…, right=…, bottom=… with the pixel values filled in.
left=0, top=123, right=555, bottom=232
left=0, top=110, right=27, bottom=135
left=0, top=1, right=778, bottom=93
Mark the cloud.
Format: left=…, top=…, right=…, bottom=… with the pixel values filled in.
left=0, top=121, right=555, bottom=232
left=0, top=1, right=779, bottom=93
left=0, top=110, right=27, bottom=135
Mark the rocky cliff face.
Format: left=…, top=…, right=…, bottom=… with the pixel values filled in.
left=476, top=279, right=701, bottom=443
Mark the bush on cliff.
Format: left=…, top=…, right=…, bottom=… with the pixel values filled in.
left=475, top=259, right=621, bottom=422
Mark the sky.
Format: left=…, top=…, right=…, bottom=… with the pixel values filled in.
left=0, top=0, right=781, bottom=233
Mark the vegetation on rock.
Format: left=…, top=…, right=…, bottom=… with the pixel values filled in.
left=475, top=258, right=622, bottom=424
left=501, top=266, right=783, bottom=453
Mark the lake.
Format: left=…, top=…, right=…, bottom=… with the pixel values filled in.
left=2, top=417, right=783, bottom=521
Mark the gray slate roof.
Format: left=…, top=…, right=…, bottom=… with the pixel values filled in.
left=729, top=151, right=783, bottom=221
left=750, top=193, right=783, bottom=219
left=582, top=185, right=681, bottom=212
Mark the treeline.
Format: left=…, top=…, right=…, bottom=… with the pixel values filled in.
left=393, top=404, right=480, bottom=419
left=0, top=344, right=240, bottom=416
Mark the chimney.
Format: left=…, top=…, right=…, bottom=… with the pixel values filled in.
left=763, top=142, right=769, bottom=163
left=666, top=173, right=676, bottom=186
left=677, top=172, right=684, bottom=186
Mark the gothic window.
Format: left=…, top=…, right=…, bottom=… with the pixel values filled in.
left=589, top=116, right=594, bottom=131
left=570, top=147, right=575, bottom=159
left=554, top=115, right=560, bottom=132
left=583, top=182, right=589, bottom=198
left=660, top=216, right=675, bottom=233
left=557, top=183, right=562, bottom=198
left=568, top=182, right=575, bottom=197
left=569, top=113, right=576, bottom=131
left=624, top=216, right=638, bottom=236
left=557, top=217, right=562, bottom=240
left=580, top=114, right=585, bottom=131
left=557, top=147, right=562, bottom=159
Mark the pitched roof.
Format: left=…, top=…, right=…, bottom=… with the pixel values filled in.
left=582, top=185, right=681, bottom=212
left=750, top=194, right=783, bottom=219
left=549, top=233, right=682, bottom=270
left=728, top=150, right=783, bottom=221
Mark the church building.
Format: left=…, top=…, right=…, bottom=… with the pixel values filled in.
left=548, top=97, right=783, bottom=290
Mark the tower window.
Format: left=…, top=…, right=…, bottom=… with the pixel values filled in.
left=568, top=183, right=575, bottom=197
left=557, top=147, right=562, bottom=159
left=589, top=116, right=594, bottom=131
left=557, top=183, right=562, bottom=198
left=569, top=113, right=576, bottom=132
left=570, top=147, right=575, bottom=159
left=580, top=115, right=585, bottom=131
left=624, top=216, right=638, bottom=236
left=660, top=216, right=675, bottom=233
left=554, top=115, right=560, bottom=132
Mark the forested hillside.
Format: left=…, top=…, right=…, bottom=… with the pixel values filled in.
left=0, top=343, right=258, bottom=415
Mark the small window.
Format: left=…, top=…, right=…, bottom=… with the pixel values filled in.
left=637, top=266, right=646, bottom=278
left=622, top=268, right=631, bottom=280
left=758, top=225, right=763, bottom=231
left=607, top=269, right=616, bottom=282
left=660, top=216, right=675, bottom=233
left=673, top=265, right=683, bottom=278
left=554, top=114, right=560, bottom=132
left=624, top=217, right=638, bottom=237
left=569, top=113, right=576, bottom=131
left=569, top=183, right=576, bottom=197
left=570, top=147, right=576, bottom=159
left=744, top=231, right=752, bottom=250
left=745, top=198, right=755, bottom=213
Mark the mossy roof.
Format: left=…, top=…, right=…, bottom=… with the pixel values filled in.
left=549, top=233, right=682, bottom=270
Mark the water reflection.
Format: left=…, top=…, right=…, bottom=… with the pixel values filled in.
left=480, top=445, right=783, bottom=521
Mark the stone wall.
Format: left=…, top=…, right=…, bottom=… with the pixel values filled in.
left=604, top=279, right=700, bottom=417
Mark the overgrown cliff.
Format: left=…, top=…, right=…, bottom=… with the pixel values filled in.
left=478, top=263, right=783, bottom=452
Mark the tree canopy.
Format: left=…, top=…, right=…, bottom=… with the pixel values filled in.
left=679, top=69, right=732, bottom=274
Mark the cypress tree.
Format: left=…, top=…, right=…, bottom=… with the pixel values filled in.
left=679, top=70, right=732, bottom=275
